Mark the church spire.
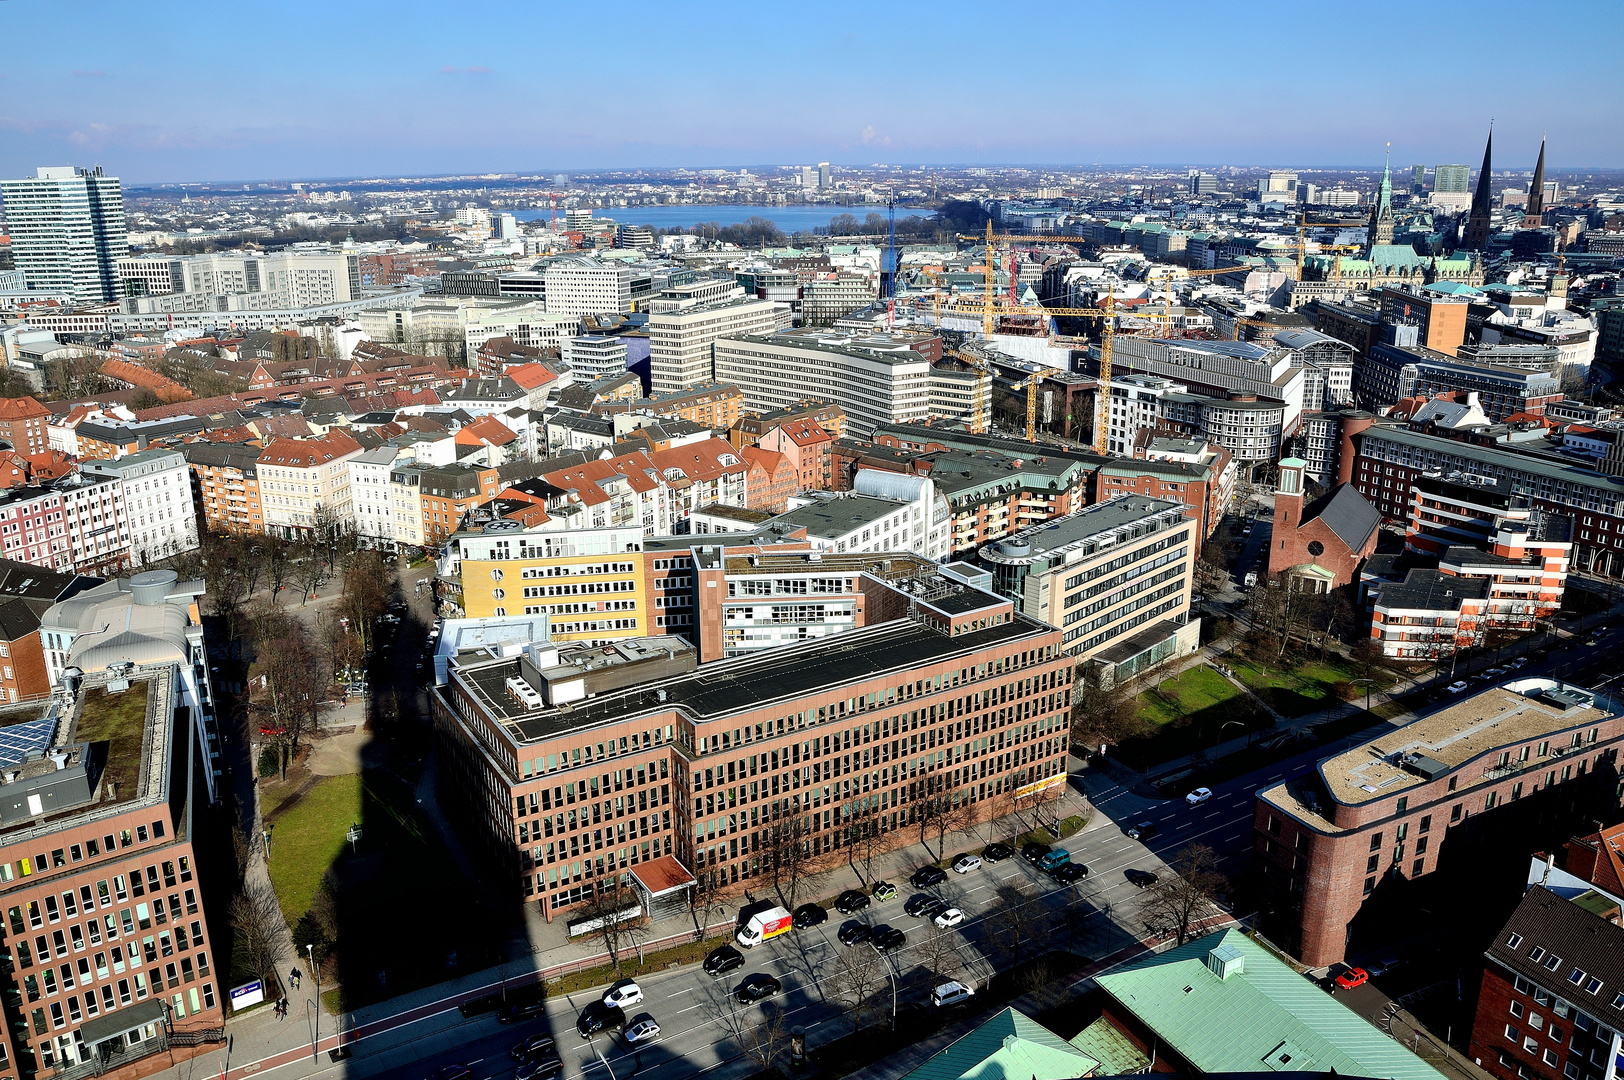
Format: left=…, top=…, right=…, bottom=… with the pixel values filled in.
left=1367, top=145, right=1395, bottom=250
left=1464, top=122, right=1494, bottom=251
left=1525, top=134, right=1547, bottom=228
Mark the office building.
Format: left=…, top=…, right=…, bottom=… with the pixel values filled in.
left=113, top=253, right=360, bottom=306
left=1360, top=340, right=1561, bottom=420
left=715, top=332, right=932, bottom=436
left=1435, top=164, right=1471, bottom=194
left=1257, top=171, right=1298, bottom=201
left=977, top=497, right=1197, bottom=684
left=0, top=166, right=128, bottom=304
left=429, top=587, right=1072, bottom=917
left=818, top=162, right=831, bottom=189
left=1253, top=679, right=1624, bottom=967
left=544, top=259, right=640, bottom=318
left=561, top=336, right=629, bottom=382
left=1188, top=172, right=1219, bottom=196
left=649, top=298, right=784, bottom=396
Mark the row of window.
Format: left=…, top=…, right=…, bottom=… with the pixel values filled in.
left=0, top=826, right=177, bottom=884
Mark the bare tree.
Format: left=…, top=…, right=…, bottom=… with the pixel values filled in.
left=1140, top=843, right=1229, bottom=946
left=844, top=803, right=897, bottom=884
left=1245, top=574, right=1306, bottom=659
left=264, top=538, right=294, bottom=603
left=578, top=876, right=644, bottom=974
left=826, top=940, right=890, bottom=1033
left=761, top=816, right=810, bottom=911
left=914, top=774, right=974, bottom=861
left=1071, top=668, right=1146, bottom=752
left=917, top=921, right=965, bottom=986
left=230, top=879, right=286, bottom=989
left=341, top=550, right=392, bottom=655
left=985, top=883, right=1042, bottom=971
left=704, top=997, right=790, bottom=1074
left=250, top=604, right=325, bottom=753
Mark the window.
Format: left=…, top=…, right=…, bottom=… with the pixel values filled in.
left=1531, top=947, right=1547, bottom=963
left=1506, top=1024, right=1519, bottom=1041
left=1570, top=969, right=1588, bottom=987
left=1507, top=933, right=1524, bottom=949
left=1547, top=954, right=1563, bottom=972
left=1544, top=1050, right=1560, bottom=1067
left=1512, top=1001, right=1526, bottom=1018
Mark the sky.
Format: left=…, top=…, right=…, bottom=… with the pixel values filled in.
left=1, top=0, right=1620, bottom=184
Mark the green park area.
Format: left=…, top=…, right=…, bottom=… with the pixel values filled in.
left=1134, top=666, right=1244, bottom=726
left=267, top=774, right=362, bottom=920
left=1230, top=652, right=1391, bottom=717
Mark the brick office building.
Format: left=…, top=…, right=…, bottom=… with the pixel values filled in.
left=430, top=584, right=1072, bottom=920
left=1468, top=886, right=1624, bottom=1080
left=1253, top=679, right=1624, bottom=968
left=0, top=665, right=224, bottom=1079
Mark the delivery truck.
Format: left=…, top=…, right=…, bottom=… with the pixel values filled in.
left=735, top=901, right=793, bottom=947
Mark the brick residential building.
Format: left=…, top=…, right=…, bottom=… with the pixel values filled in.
left=430, top=581, right=1072, bottom=919
left=757, top=417, right=833, bottom=491
left=180, top=444, right=263, bottom=535
left=740, top=446, right=796, bottom=513
left=0, top=398, right=52, bottom=457
left=0, top=560, right=97, bottom=705
left=729, top=402, right=848, bottom=447
left=1253, top=679, right=1624, bottom=968
left=1468, top=886, right=1623, bottom=1080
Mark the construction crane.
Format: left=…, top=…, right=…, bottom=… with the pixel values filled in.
left=1296, top=214, right=1358, bottom=275
left=1015, top=372, right=1043, bottom=443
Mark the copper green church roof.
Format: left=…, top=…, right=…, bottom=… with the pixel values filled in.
left=900, top=1006, right=1098, bottom=1080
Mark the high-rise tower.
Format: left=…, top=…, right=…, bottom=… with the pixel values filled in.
left=0, top=165, right=128, bottom=303
left=1524, top=136, right=1547, bottom=228
left=1366, top=151, right=1395, bottom=251
left=1463, top=126, right=1494, bottom=251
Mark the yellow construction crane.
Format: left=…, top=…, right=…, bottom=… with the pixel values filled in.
left=1296, top=214, right=1357, bottom=275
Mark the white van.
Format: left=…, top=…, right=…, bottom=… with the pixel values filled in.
left=931, top=981, right=975, bottom=1007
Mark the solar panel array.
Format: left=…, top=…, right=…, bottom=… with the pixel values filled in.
left=0, top=718, right=59, bottom=770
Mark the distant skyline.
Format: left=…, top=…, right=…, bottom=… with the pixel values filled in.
left=1, top=0, right=1620, bottom=183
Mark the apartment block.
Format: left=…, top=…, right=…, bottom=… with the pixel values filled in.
left=0, top=399, right=52, bottom=458
left=430, top=597, right=1071, bottom=918
left=256, top=430, right=364, bottom=538
left=81, top=451, right=198, bottom=568
left=1253, top=679, right=1624, bottom=967
left=180, top=445, right=262, bottom=536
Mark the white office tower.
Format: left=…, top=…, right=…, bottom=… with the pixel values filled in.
left=0, top=166, right=129, bottom=303
left=562, top=335, right=628, bottom=381
left=649, top=297, right=783, bottom=394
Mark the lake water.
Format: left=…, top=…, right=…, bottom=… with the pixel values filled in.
left=511, top=204, right=935, bottom=233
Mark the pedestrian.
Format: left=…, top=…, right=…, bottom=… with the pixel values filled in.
left=290, top=967, right=301, bottom=991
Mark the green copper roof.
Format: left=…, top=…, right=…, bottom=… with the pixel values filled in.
left=1096, top=929, right=1448, bottom=1080
left=1366, top=244, right=1426, bottom=268
left=901, top=1007, right=1098, bottom=1080
left=1070, top=1016, right=1150, bottom=1075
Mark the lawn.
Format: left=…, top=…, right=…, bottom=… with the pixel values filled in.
left=77, top=684, right=151, bottom=805
left=267, top=774, right=361, bottom=921
left=1136, top=666, right=1243, bottom=726
left=1230, top=652, right=1384, bottom=717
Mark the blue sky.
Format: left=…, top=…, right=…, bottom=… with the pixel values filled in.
left=0, top=0, right=1618, bottom=183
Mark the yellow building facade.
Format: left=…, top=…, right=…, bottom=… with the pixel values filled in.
left=453, top=524, right=651, bottom=645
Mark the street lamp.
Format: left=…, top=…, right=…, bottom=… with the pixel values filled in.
left=306, top=943, right=319, bottom=1062
left=1216, top=720, right=1245, bottom=749
left=1353, top=678, right=1375, bottom=718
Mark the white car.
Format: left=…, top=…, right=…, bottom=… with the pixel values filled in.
left=952, top=854, right=982, bottom=874
left=1447, top=680, right=1470, bottom=694
left=934, top=907, right=965, bottom=929
left=602, top=979, right=643, bottom=1009
left=624, top=1018, right=660, bottom=1044
left=1185, top=787, right=1212, bottom=806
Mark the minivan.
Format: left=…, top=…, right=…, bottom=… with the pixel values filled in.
left=932, top=981, right=976, bottom=1007
left=1036, top=849, right=1071, bottom=872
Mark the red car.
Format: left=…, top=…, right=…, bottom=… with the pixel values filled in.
left=1334, top=966, right=1369, bottom=991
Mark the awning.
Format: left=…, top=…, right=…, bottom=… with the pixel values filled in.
left=78, top=998, right=166, bottom=1047
left=629, top=856, right=696, bottom=898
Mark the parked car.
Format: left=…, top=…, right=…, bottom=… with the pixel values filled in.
left=575, top=1001, right=624, bottom=1038
left=1021, top=842, right=1053, bottom=865
left=498, top=995, right=548, bottom=1024
left=602, top=979, right=643, bottom=1009
left=793, top=903, right=827, bottom=929
left=1125, top=821, right=1159, bottom=841
left=872, top=926, right=907, bottom=952
left=734, top=973, right=782, bottom=1003
left=933, top=907, right=965, bottom=929
left=835, top=890, right=870, bottom=914
left=952, top=854, right=983, bottom=874
left=1126, top=869, right=1159, bottom=888
left=910, top=865, right=948, bottom=888
left=981, top=842, right=1014, bottom=862
left=511, top=1034, right=557, bottom=1061
left=1448, top=680, right=1470, bottom=693
left=871, top=881, right=897, bottom=902
left=905, top=894, right=942, bottom=918
left=703, top=945, right=744, bottom=977
left=432, top=1067, right=472, bottom=1080
left=838, top=922, right=872, bottom=947
left=1185, top=787, right=1213, bottom=806
left=624, top=1017, right=661, bottom=1045
left=931, top=981, right=976, bottom=1007
left=1334, top=966, right=1369, bottom=992
left=1049, top=862, right=1088, bottom=883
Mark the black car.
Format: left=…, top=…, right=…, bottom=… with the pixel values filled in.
left=515, top=1056, right=563, bottom=1080
left=1021, top=842, right=1052, bottom=865
left=835, top=889, right=871, bottom=914
left=703, top=944, right=745, bottom=977
left=510, top=1033, right=557, bottom=1061
left=1049, top=862, right=1089, bottom=883
left=872, top=926, right=907, bottom=952
left=734, top=973, right=782, bottom=1003
left=498, top=994, right=548, bottom=1024
left=1125, top=821, right=1158, bottom=841
left=838, top=921, right=872, bottom=946
left=1126, top=869, right=1159, bottom=888
left=910, top=865, right=948, bottom=888
left=576, top=1001, right=625, bottom=1039
left=981, top=842, right=1014, bottom=862
left=792, top=903, right=827, bottom=929
left=902, top=889, right=941, bottom=915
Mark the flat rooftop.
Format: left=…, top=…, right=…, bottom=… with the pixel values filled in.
left=451, top=614, right=1050, bottom=748
left=1271, top=680, right=1619, bottom=816
left=771, top=493, right=911, bottom=538
left=978, top=496, right=1190, bottom=568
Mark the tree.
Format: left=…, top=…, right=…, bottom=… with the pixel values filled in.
left=249, top=604, right=325, bottom=753
left=761, top=816, right=811, bottom=912
left=1140, top=843, right=1229, bottom=946
left=264, top=538, right=294, bottom=603
left=984, top=883, right=1042, bottom=971
left=913, top=773, right=973, bottom=861
left=705, top=996, right=789, bottom=1074
left=341, top=550, right=392, bottom=655
left=826, top=937, right=889, bottom=1033
left=1245, top=573, right=1306, bottom=659
left=230, top=879, right=286, bottom=988
left=844, top=805, right=897, bottom=884
left=1070, top=668, right=1144, bottom=752
left=916, top=921, right=964, bottom=986
left=577, top=876, right=644, bottom=973
left=293, top=540, right=325, bottom=605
